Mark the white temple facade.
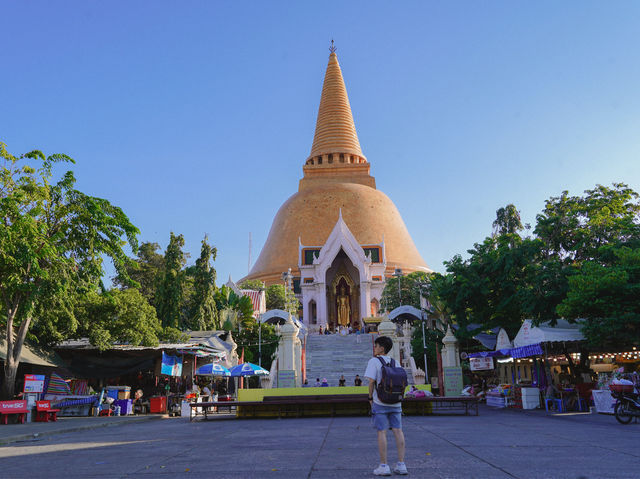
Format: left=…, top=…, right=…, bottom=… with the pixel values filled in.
left=298, top=210, right=387, bottom=331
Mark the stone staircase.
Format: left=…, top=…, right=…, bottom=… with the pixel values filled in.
left=305, top=334, right=415, bottom=387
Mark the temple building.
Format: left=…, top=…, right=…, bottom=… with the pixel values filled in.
left=242, top=46, right=430, bottom=330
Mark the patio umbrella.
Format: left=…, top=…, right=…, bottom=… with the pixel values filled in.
left=195, top=363, right=231, bottom=377
left=229, top=362, right=269, bottom=377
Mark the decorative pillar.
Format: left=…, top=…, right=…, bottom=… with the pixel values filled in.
left=441, top=325, right=460, bottom=368
left=276, top=314, right=300, bottom=387
left=441, top=325, right=463, bottom=396
left=378, top=318, right=401, bottom=364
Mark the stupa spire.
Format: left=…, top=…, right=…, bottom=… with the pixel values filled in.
left=307, top=45, right=365, bottom=164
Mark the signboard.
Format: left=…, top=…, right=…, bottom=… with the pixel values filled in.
left=277, top=370, right=296, bottom=388
left=470, top=357, right=494, bottom=371
left=443, top=367, right=464, bottom=397
left=23, top=374, right=45, bottom=393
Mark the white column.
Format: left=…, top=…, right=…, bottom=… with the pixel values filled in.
left=441, top=325, right=460, bottom=368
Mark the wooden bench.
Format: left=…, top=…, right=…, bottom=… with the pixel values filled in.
left=35, top=400, right=60, bottom=422
left=0, top=400, right=28, bottom=425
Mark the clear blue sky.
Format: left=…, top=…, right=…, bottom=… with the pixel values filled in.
left=3, top=2, right=640, bottom=282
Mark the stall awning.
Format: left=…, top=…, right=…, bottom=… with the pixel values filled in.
left=0, top=340, right=67, bottom=368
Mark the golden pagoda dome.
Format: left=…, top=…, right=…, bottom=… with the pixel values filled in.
left=244, top=47, right=430, bottom=285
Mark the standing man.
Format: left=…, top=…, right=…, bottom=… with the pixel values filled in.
left=364, top=336, right=408, bottom=476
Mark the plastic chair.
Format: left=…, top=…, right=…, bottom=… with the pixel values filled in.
left=544, top=398, right=564, bottom=412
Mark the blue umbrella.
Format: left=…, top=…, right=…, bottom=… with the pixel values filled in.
left=195, top=363, right=231, bottom=377
left=229, top=362, right=269, bottom=377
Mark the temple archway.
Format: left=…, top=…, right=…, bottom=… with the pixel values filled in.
left=325, top=249, right=360, bottom=330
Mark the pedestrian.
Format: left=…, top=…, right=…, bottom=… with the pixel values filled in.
left=354, top=374, right=363, bottom=386
left=364, top=336, right=408, bottom=476
left=321, top=378, right=329, bottom=387
left=315, top=378, right=321, bottom=387
left=339, top=375, right=346, bottom=387
left=302, top=379, right=310, bottom=387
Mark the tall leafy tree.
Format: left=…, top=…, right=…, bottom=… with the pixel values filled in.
left=492, top=204, right=523, bottom=236
left=264, top=284, right=300, bottom=314
left=0, top=143, right=138, bottom=398
left=156, top=232, right=186, bottom=329
left=113, top=242, right=164, bottom=307
left=189, top=236, right=219, bottom=330
left=380, top=271, right=430, bottom=312
left=557, top=246, right=640, bottom=348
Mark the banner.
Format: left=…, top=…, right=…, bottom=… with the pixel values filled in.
left=161, top=352, right=183, bottom=376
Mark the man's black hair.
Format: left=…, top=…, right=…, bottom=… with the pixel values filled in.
left=375, top=336, right=393, bottom=354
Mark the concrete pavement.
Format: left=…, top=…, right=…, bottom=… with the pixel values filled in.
left=0, top=406, right=638, bottom=478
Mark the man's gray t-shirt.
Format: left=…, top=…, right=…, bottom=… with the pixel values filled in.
left=364, top=355, right=401, bottom=408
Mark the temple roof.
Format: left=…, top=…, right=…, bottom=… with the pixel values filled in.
left=308, top=51, right=364, bottom=162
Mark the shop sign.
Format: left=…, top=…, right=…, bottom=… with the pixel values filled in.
left=277, top=370, right=296, bottom=388
left=23, top=374, right=46, bottom=393
left=470, top=357, right=494, bottom=371
left=443, top=367, right=464, bottom=397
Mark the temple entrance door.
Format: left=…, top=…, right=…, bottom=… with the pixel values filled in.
left=325, top=249, right=360, bottom=331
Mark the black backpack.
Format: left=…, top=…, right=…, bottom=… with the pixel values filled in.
left=376, top=357, right=408, bottom=404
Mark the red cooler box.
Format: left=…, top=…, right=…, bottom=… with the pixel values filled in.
left=149, top=396, right=167, bottom=413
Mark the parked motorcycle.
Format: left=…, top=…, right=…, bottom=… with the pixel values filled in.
left=610, top=383, right=640, bottom=424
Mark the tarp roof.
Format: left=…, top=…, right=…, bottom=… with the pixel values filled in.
left=513, top=319, right=584, bottom=348
left=0, top=340, right=67, bottom=368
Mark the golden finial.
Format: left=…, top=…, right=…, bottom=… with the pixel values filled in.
left=329, top=39, right=337, bottom=54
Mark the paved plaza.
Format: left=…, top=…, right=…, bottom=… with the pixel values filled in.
left=0, top=407, right=638, bottom=478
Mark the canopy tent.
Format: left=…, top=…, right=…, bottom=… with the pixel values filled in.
left=388, top=305, right=424, bottom=322
left=467, top=319, right=584, bottom=359
left=259, top=310, right=307, bottom=335
left=513, top=319, right=584, bottom=348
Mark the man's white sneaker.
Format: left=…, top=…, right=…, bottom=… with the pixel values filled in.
left=373, top=464, right=392, bottom=476
left=393, top=462, right=408, bottom=475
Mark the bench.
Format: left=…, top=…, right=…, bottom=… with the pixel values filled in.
left=189, top=394, right=479, bottom=420
left=35, top=400, right=60, bottom=422
left=403, top=395, right=479, bottom=416
left=189, top=401, right=263, bottom=421
left=0, top=400, right=28, bottom=425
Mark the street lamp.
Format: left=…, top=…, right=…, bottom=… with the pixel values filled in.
left=281, top=268, right=293, bottom=313
left=418, top=281, right=432, bottom=384
left=393, top=268, right=403, bottom=306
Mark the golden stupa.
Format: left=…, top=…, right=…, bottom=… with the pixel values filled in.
left=245, top=48, right=429, bottom=285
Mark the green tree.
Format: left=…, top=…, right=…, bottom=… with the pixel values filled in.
left=492, top=204, right=523, bottom=236
left=215, top=285, right=254, bottom=331
left=264, top=284, right=300, bottom=314
left=0, top=143, right=138, bottom=398
left=113, top=242, right=164, bottom=307
left=557, top=246, right=640, bottom=348
left=238, top=279, right=265, bottom=291
left=535, top=183, right=640, bottom=262
left=188, top=236, right=219, bottom=330
left=156, top=232, right=186, bottom=329
left=234, top=319, right=279, bottom=366
left=380, top=271, right=430, bottom=312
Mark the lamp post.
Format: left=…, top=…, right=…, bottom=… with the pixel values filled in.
left=282, top=268, right=293, bottom=314
left=418, top=282, right=432, bottom=384
left=393, top=268, right=403, bottom=307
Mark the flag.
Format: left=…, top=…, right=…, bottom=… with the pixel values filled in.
left=161, top=352, right=183, bottom=376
